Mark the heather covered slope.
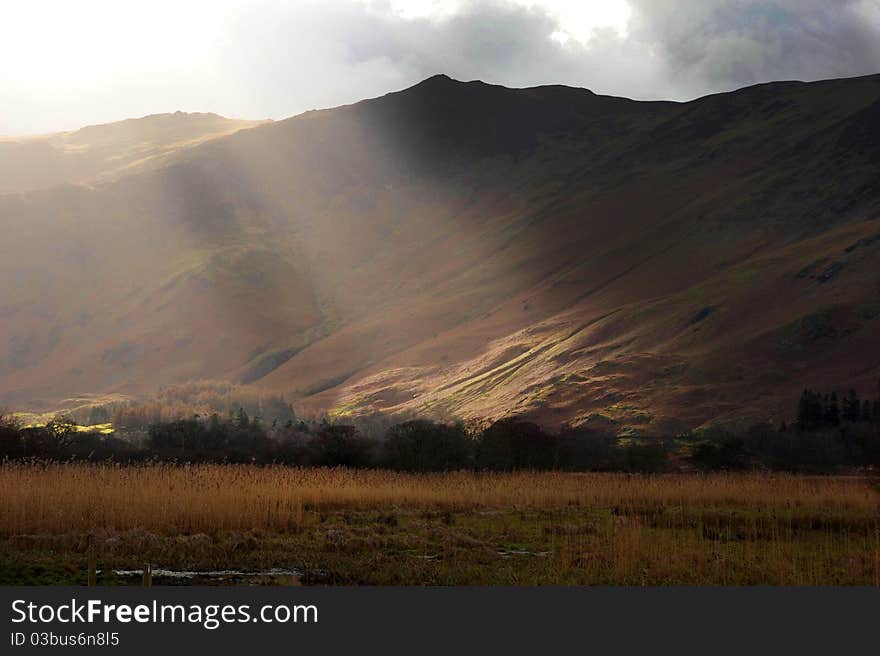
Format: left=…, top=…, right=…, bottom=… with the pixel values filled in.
left=2, top=74, right=880, bottom=430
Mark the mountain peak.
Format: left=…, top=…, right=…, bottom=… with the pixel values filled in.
left=420, top=73, right=457, bottom=84
left=408, top=73, right=470, bottom=92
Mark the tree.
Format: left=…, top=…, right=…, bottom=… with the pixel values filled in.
left=0, top=412, right=23, bottom=459
left=842, top=389, right=861, bottom=423
left=382, top=420, right=472, bottom=471
left=826, top=393, right=840, bottom=427
left=45, top=416, right=77, bottom=450
left=87, top=406, right=110, bottom=425
left=233, top=407, right=250, bottom=429
left=308, top=424, right=374, bottom=468
left=556, top=425, right=617, bottom=471
left=861, top=400, right=872, bottom=424
left=797, top=389, right=824, bottom=430
left=476, top=419, right=557, bottom=470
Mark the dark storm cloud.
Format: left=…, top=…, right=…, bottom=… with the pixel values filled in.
left=628, top=0, right=880, bottom=97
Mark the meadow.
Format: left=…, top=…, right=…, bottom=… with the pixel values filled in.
left=0, top=464, right=877, bottom=585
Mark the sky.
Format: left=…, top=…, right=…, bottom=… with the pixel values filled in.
left=1, top=0, right=879, bottom=135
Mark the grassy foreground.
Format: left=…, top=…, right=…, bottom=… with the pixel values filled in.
left=0, top=464, right=878, bottom=585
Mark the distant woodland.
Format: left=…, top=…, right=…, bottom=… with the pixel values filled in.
left=3, top=386, right=879, bottom=473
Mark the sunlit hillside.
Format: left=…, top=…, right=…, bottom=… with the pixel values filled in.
left=0, top=112, right=265, bottom=193
left=2, top=74, right=880, bottom=431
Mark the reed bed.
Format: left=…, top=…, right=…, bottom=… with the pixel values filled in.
left=0, top=463, right=876, bottom=536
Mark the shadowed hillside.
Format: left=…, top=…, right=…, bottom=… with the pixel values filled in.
left=2, top=74, right=880, bottom=431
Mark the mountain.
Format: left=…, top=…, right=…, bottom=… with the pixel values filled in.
left=2, top=74, right=880, bottom=431
left=0, top=112, right=266, bottom=193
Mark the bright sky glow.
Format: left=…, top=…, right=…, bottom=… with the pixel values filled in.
left=0, top=0, right=636, bottom=134
left=1, top=1, right=876, bottom=135
left=0, top=1, right=226, bottom=87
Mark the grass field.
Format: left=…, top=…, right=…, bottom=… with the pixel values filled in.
left=0, top=464, right=878, bottom=585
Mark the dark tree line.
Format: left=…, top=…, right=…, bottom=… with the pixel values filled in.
left=796, top=388, right=878, bottom=430
left=2, top=385, right=878, bottom=473
left=0, top=413, right=671, bottom=473
left=691, top=385, right=880, bottom=472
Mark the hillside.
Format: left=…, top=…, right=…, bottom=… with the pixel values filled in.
left=0, top=112, right=265, bottom=193
left=2, top=74, right=880, bottom=431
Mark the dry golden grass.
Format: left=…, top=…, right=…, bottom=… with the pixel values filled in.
left=0, top=464, right=876, bottom=536
left=1, top=464, right=878, bottom=585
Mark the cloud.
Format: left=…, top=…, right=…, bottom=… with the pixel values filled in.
left=212, top=0, right=667, bottom=118
left=628, top=0, right=880, bottom=97
left=1, top=0, right=879, bottom=134
left=215, top=0, right=880, bottom=114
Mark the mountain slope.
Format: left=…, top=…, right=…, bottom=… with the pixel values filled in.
left=0, top=112, right=265, bottom=193
left=2, top=74, right=880, bottom=430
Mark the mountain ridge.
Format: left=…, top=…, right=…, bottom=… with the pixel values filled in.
left=2, top=73, right=880, bottom=431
